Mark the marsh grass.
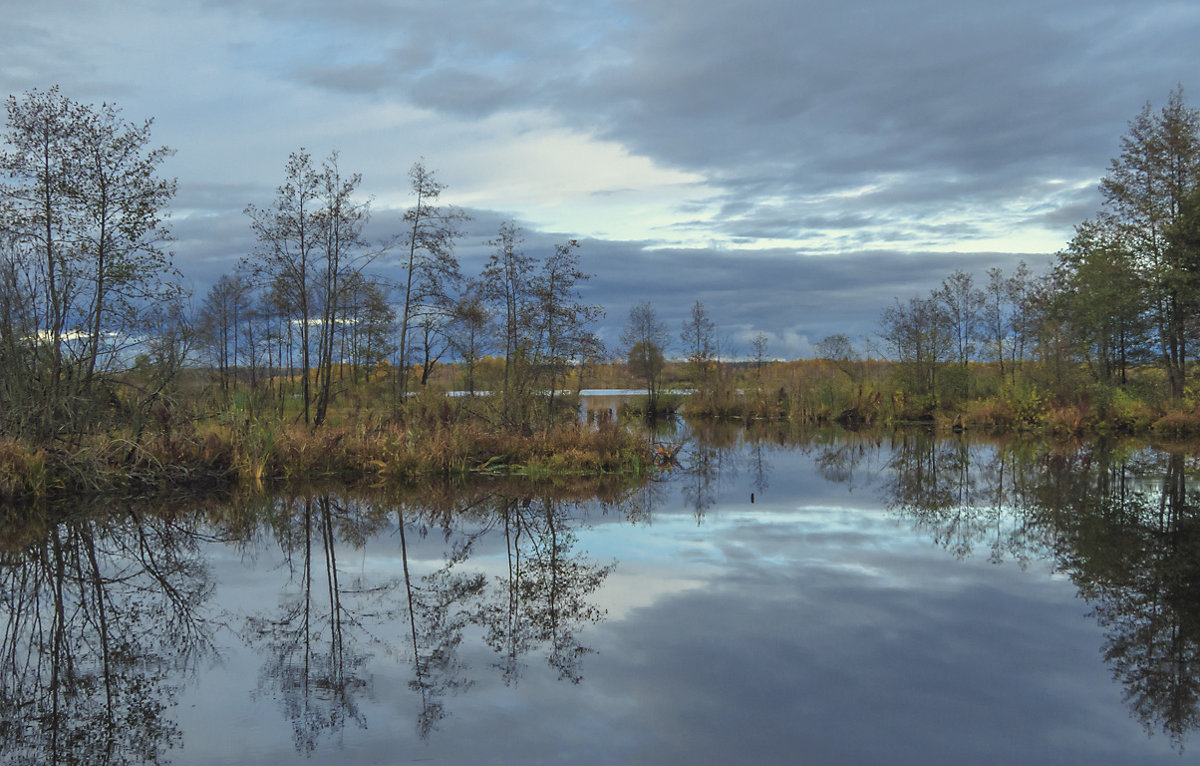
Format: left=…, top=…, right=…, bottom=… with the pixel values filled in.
left=0, top=415, right=654, bottom=505
left=680, top=360, right=1200, bottom=438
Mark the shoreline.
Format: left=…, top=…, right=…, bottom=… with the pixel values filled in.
left=0, top=419, right=657, bottom=506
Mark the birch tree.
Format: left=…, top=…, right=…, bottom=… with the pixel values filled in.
left=533, top=239, right=602, bottom=425
left=622, top=301, right=669, bottom=414
left=482, top=221, right=536, bottom=424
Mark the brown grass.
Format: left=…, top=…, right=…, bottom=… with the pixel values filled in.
left=0, top=418, right=654, bottom=505
left=1150, top=410, right=1200, bottom=435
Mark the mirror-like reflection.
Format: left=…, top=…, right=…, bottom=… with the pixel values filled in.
left=5, top=426, right=1200, bottom=762
left=241, top=486, right=623, bottom=748
left=244, top=496, right=383, bottom=753
left=0, top=503, right=216, bottom=765
left=867, top=432, right=1200, bottom=748
left=637, top=421, right=1200, bottom=751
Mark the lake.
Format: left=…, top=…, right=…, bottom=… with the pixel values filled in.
left=3, top=420, right=1199, bottom=764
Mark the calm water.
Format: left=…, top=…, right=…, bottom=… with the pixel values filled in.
left=4, top=422, right=1200, bottom=764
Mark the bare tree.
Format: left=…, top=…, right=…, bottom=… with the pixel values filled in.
left=533, top=239, right=603, bottom=426
left=313, top=154, right=371, bottom=426
left=621, top=301, right=669, bottom=414
left=751, top=331, right=769, bottom=383
left=816, top=333, right=861, bottom=383
left=982, top=267, right=1010, bottom=379
left=880, top=295, right=952, bottom=401
left=244, top=150, right=323, bottom=425
left=449, top=282, right=488, bottom=396
left=0, top=87, right=178, bottom=441
left=395, top=161, right=467, bottom=399
left=339, top=272, right=395, bottom=384
left=935, top=270, right=984, bottom=369
left=680, top=300, right=716, bottom=395
left=245, top=150, right=376, bottom=427
left=482, top=221, right=537, bottom=425
left=198, top=274, right=252, bottom=397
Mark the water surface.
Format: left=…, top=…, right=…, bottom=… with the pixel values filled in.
left=4, top=425, right=1199, bottom=764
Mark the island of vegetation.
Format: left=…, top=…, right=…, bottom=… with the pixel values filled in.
left=5, top=86, right=1200, bottom=504
left=0, top=88, right=655, bottom=504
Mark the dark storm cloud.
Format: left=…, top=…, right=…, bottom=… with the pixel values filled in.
left=165, top=182, right=258, bottom=280
left=7, top=0, right=1195, bottom=358
left=267, top=0, right=1200, bottom=253
left=168, top=192, right=1023, bottom=361
left=511, top=234, right=1024, bottom=357
left=584, top=0, right=1183, bottom=176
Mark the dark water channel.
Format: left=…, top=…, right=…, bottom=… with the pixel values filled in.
left=5, top=422, right=1200, bottom=764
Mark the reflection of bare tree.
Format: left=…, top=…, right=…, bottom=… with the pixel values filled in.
left=396, top=502, right=486, bottom=739
left=615, top=474, right=666, bottom=525
left=477, top=496, right=614, bottom=684
left=679, top=419, right=743, bottom=521
left=885, top=435, right=1055, bottom=566
left=811, top=433, right=870, bottom=489
left=0, top=476, right=640, bottom=758
left=237, top=485, right=623, bottom=743
left=681, top=441, right=723, bottom=520
left=747, top=439, right=771, bottom=496
left=247, top=496, right=386, bottom=755
left=0, top=506, right=214, bottom=765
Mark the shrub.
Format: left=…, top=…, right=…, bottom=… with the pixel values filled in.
left=1107, top=388, right=1156, bottom=432
left=1151, top=410, right=1200, bottom=435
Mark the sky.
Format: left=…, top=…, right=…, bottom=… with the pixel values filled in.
left=3, top=0, right=1200, bottom=358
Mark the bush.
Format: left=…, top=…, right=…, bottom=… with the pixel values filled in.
left=1151, top=410, right=1200, bottom=435
left=1107, top=388, right=1157, bottom=432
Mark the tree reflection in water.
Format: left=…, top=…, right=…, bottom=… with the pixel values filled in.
left=0, top=503, right=216, bottom=765
left=245, top=495, right=388, bottom=754
left=680, top=420, right=741, bottom=521
left=240, top=487, right=622, bottom=745
left=883, top=432, right=1048, bottom=564
left=395, top=498, right=487, bottom=739
left=10, top=428, right=1200, bottom=757
left=659, top=423, right=1200, bottom=750
left=876, top=433, right=1200, bottom=749
left=1038, top=449, right=1200, bottom=749
left=476, top=496, right=615, bottom=685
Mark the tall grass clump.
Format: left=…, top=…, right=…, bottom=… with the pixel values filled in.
left=0, top=440, right=53, bottom=501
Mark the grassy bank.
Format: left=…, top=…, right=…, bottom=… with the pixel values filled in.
left=669, top=365, right=1200, bottom=438
left=0, top=417, right=655, bottom=505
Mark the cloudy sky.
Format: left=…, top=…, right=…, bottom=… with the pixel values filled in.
left=4, top=0, right=1199, bottom=357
